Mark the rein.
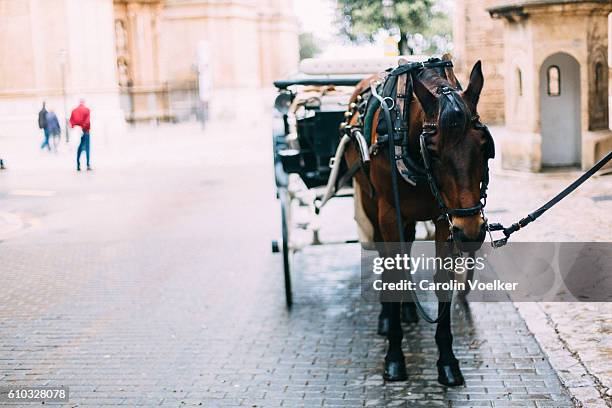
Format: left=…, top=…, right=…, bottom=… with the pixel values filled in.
left=488, top=151, right=612, bottom=247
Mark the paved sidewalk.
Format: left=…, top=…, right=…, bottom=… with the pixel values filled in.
left=484, top=164, right=612, bottom=408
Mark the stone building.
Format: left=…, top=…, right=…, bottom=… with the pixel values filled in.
left=0, top=0, right=298, bottom=136
left=113, top=0, right=299, bottom=122
left=453, top=0, right=612, bottom=171
left=0, top=0, right=125, bottom=138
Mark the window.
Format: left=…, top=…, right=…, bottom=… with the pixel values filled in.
left=516, top=68, right=523, bottom=96
left=595, top=62, right=603, bottom=91
left=547, top=65, right=560, bottom=96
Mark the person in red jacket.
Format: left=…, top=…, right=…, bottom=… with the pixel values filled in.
left=69, top=99, right=91, bottom=171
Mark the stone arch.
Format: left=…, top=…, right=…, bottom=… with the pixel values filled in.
left=539, top=52, right=581, bottom=166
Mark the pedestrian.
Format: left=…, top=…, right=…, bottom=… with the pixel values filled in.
left=69, top=99, right=92, bottom=171
left=46, top=109, right=61, bottom=151
left=38, top=102, right=50, bottom=151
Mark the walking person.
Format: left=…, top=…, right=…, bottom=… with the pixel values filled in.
left=38, top=102, right=50, bottom=151
left=46, top=109, right=61, bottom=152
left=69, top=99, right=92, bottom=171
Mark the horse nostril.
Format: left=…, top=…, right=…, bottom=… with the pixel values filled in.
left=452, top=225, right=486, bottom=243
left=452, top=225, right=485, bottom=252
left=451, top=226, right=465, bottom=242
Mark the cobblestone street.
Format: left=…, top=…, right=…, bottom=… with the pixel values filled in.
left=0, top=115, right=610, bottom=407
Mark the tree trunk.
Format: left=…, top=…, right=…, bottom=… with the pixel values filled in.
left=398, top=32, right=413, bottom=55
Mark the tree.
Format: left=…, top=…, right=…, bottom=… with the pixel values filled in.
left=299, top=32, right=322, bottom=60
left=337, top=0, right=449, bottom=55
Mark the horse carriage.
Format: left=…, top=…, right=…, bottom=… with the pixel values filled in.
left=270, top=55, right=612, bottom=385
left=270, top=57, right=435, bottom=308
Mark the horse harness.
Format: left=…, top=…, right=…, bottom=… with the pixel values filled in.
left=341, top=58, right=496, bottom=225
left=338, top=58, right=612, bottom=323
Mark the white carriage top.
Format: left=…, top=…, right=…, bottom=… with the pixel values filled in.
left=298, top=55, right=429, bottom=76
left=280, top=56, right=430, bottom=114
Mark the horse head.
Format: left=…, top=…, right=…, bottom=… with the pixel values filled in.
left=412, top=57, right=493, bottom=251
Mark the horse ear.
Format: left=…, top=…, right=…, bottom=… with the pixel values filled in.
left=442, top=53, right=461, bottom=90
left=463, top=60, right=484, bottom=108
left=412, top=74, right=438, bottom=117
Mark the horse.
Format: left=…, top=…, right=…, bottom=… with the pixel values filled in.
left=343, top=55, right=493, bottom=386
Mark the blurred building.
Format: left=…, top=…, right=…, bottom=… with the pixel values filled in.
left=0, top=0, right=298, bottom=136
left=453, top=0, right=612, bottom=171
left=0, top=0, right=125, bottom=138
left=114, top=0, right=299, bottom=122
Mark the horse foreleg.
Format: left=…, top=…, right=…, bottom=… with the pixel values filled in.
left=379, top=221, right=419, bottom=333
left=401, top=222, right=419, bottom=324
left=434, top=221, right=464, bottom=386
left=377, top=200, right=407, bottom=381
left=384, top=302, right=406, bottom=381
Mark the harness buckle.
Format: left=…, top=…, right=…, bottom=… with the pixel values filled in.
left=382, top=97, right=395, bottom=110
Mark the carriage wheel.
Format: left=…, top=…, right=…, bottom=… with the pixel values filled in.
left=279, top=188, right=293, bottom=307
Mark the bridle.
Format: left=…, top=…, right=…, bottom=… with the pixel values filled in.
left=369, top=59, right=495, bottom=230
left=419, top=103, right=494, bottom=225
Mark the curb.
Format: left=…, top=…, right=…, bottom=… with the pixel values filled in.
left=516, top=303, right=612, bottom=408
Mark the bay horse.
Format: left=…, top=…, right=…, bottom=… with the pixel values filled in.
left=344, top=55, right=492, bottom=386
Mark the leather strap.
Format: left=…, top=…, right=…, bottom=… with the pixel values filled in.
left=388, top=58, right=453, bottom=77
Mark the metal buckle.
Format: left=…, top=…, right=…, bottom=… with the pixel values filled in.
left=422, top=122, right=437, bottom=133
left=382, top=97, right=395, bottom=110
left=487, top=222, right=509, bottom=248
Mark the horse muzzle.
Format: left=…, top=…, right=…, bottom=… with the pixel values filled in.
left=451, top=223, right=486, bottom=252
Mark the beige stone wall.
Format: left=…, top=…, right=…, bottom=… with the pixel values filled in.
left=256, top=0, right=299, bottom=86
left=452, top=0, right=507, bottom=125
left=114, top=0, right=169, bottom=121
left=161, top=0, right=260, bottom=88
left=110, top=0, right=298, bottom=121
left=489, top=2, right=612, bottom=171
left=0, top=0, right=299, bottom=128
left=114, top=1, right=163, bottom=88
left=501, top=12, right=595, bottom=134
left=159, top=0, right=297, bottom=89
left=0, top=0, right=124, bottom=137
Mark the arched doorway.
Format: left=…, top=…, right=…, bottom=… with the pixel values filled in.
left=539, top=52, right=581, bottom=166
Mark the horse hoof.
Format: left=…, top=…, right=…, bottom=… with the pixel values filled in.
left=377, top=316, right=390, bottom=336
left=437, top=361, right=464, bottom=386
left=384, top=359, right=407, bottom=381
left=401, top=303, right=419, bottom=324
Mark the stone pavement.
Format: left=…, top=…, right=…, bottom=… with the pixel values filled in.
left=0, top=113, right=609, bottom=407
left=484, top=158, right=612, bottom=408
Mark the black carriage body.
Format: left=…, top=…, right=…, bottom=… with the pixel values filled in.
left=273, top=76, right=362, bottom=188
left=293, top=110, right=345, bottom=188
